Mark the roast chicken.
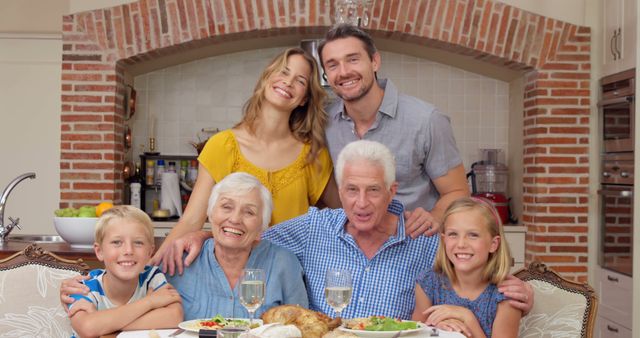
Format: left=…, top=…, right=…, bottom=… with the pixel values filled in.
left=261, top=305, right=342, bottom=338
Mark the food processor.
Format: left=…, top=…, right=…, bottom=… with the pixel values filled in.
left=466, top=149, right=513, bottom=225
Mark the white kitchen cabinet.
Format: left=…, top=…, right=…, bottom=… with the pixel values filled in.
left=152, top=221, right=210, bottom=238
left=597, top=316, right=633, bottom=338
left=602, top=0, right=636, bottom=76
left=504, top=225, right=526, bottom=272
left=595, top=268, right=633, bottom=337
left=153, top=226, right=172, bottom=238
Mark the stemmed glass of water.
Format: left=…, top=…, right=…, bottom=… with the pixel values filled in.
left=325, top=269, right=352, bottom=318
left=239, top=269, right=265, bottom=325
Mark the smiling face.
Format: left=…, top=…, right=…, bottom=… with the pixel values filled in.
left=321, top=37, right=380, bottom=102
left=442, top=209, right=500, bottom=276
left=263, top=53, right=311, bottom=112
left=209, top=189, right=264, bottom=251
left=94, top=219, right=154, bottom=283
left=339, top=159, right=397, bottom=234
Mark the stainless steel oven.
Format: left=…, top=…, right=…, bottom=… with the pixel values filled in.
left=599, top=153, right=634, bottom=277
left=600, top=69, right=635, bottom=153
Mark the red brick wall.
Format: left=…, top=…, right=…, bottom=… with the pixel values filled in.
left=60, top=0, right=591, bottom=280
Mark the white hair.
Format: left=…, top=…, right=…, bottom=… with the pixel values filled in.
left=335, top=140, right=396, bottom=188
left=207, top=172, right=273, bottom=230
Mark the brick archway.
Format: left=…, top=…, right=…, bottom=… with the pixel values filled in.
left=61, top=0, right=591, bottom=280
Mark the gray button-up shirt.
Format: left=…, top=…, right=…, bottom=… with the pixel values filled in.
left=325, top=78, right=462, bottom=211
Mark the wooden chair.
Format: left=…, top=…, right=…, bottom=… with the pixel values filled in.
left=0, top=243, right=89, bottom=337
left=515, top=261, right=598, bottom=338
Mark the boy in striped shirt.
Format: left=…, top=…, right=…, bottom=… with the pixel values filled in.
left=68, top=206, right=183, bottom=337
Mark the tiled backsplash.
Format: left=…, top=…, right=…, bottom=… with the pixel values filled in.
left=132, top=47, right=510, bottom=169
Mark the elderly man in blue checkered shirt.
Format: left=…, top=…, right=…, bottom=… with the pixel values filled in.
left=259, top=139, right=441, bottom=319
left=263, top=140, right=535, bottom=319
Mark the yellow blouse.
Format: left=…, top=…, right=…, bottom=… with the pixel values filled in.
left=198, top=130, right=333, bottom=226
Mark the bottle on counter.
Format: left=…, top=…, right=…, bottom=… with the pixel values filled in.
left=155, top=159, right=165, bottom=185
left=130, top=182, right=141, bottom=209
left=188, top=160, right=198, bottom=186
left=181, top=191, right=189, bottom=212
left=131, top=161, right=142, bottom=183
left=167, top=161, right=176, bottom=173
left=180, top=160, right=188, bottom=182
left=145, top=160, right=155, bottom=185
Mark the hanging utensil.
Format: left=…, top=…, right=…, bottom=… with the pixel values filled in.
left=124, top=125, right=132, bottom=150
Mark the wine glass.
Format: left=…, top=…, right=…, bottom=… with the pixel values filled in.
left=239, top=268, right=265, bottom=325
left=325, top=269, right=353, bottom=318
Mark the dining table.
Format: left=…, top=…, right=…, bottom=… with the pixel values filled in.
left=99, top=326, right=467, bottom=337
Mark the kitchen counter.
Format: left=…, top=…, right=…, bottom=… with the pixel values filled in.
left=0, top=237, right=166, bottom=269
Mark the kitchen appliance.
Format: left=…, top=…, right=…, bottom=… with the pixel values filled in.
left=466, top=149, right=511, bottom=225
left=300, top=39, right=330, bottom=87
left=600, top=68, right=635, bottom=153
left=599, top=152, right=633, bottom=277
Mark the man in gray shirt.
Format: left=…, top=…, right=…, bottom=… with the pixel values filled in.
left=318, top=24, right=469, bottom=236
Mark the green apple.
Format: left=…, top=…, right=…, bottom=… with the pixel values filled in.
left=78, top=205, right=97, bottom=217
left=55, top=206, right=97, bottom=217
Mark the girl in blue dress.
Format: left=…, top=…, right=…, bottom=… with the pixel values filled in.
left=412, top=197, right=521, bottom=338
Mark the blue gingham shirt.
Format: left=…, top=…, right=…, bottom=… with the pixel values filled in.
left=262, top=200, right=439, bottom=319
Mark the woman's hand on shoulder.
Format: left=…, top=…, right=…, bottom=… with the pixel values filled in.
left=59, top=274, right=90, bottom=312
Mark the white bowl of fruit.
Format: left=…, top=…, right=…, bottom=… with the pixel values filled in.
left=53, top=205, right=100, bottom=248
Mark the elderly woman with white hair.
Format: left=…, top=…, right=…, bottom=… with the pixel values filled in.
left=163, top=172, right=308, bottom=319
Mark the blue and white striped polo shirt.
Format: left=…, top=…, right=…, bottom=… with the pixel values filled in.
left=262, top=200, right=439, bottom=319
left=69, top=265, right=168, bottom=311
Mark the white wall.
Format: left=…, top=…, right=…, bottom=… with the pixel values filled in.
left=0, top=0, right=68, bottom=34
left=495, top=0, right=586, bottom=26
left=0, top=0, right=127, bottom=235
left=132, top=48, right=512, bottom=171
left=0, top=35, right=62, bottom=235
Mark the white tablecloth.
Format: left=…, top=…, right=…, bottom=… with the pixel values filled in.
left=117, top=329, right=196, bottom=338
left=116, top=327, right=465, bottom=338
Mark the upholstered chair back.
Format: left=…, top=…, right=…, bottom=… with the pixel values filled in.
left=0, top=244, right=89, bottom=338
left=515, top=261, right=598, bottom=338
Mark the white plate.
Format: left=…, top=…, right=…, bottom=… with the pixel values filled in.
left=340, top=321, right=427, bottom=337
left=178, top=318, right=263, bottom=332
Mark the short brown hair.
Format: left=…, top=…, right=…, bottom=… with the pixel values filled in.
left=318, top=24, right=378, bottom=68
left=94, top=205, right=154, bottom=245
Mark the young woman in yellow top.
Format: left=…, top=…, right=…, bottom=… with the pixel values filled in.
left=151, top=48, right=339, bottom=268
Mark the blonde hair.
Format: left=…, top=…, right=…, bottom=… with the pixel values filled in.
left=235, top=47, right=328, bottom=165
left=433, top=197, right=512, bottom=285
left=94, top=205, right=154, bottom=245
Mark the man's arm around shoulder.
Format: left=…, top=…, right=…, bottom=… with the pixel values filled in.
left=262, top=210, right=317, bottom=254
